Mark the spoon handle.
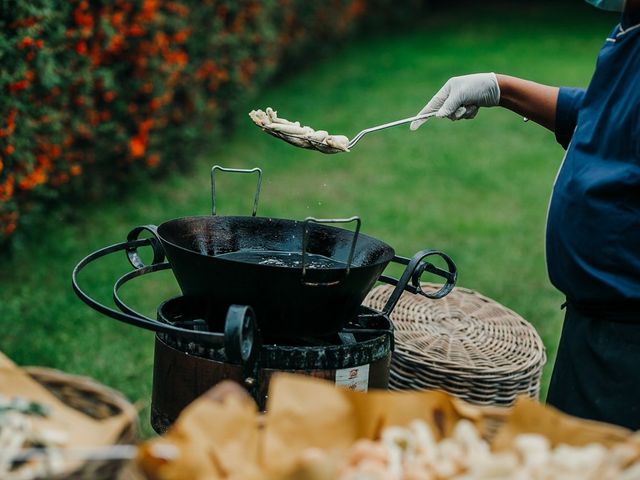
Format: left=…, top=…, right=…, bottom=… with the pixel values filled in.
left=348, top=112, right=436, bottom=149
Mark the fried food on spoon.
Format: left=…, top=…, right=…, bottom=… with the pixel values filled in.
left=249, top=108, right=350, bottom=153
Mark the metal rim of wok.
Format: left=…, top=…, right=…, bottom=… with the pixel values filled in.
left=152, top=214, right=396, bottom=272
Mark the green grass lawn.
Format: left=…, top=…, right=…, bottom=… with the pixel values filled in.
left=0, top=3, right=616, bottom=436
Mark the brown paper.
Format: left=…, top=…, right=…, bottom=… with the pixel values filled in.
left=261, top=374, right=472, bottom=480
left=138, top=382, right=262, bottom=480
left=137, top=374, right=638, bottom=480
left=261, top=374, right=359, bottom=476
left=0, top=350, right=15, bottom=368
left=492, top=396, right=631, bottom=450
left=344, top=386, right=464, bottom=440
left=0, top=355, right=132, bottom=473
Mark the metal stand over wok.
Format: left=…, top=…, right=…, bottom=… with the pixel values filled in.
left=72, top=166, right=457, bottom=403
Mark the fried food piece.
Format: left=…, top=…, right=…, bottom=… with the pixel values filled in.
left=249, top=108, right=350, bottom=153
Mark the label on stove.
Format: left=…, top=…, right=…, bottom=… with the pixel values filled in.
left=335, top=364, right=370, bottom=392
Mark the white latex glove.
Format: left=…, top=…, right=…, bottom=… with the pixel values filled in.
left=410, top=73, right=500, bottom=130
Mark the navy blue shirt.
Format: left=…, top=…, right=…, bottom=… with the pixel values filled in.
left=546, top=16, right=640, bottom=308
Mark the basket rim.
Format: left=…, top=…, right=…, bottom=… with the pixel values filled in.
left=364, top=283, right=547, bottom=399
left=24, top=366, right=138, bottom=425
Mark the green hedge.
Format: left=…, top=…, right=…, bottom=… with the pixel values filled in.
left=0, top=0, right=420, bottom=245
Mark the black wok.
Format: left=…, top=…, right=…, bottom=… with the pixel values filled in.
left=127, top=215, right=397, bottom=336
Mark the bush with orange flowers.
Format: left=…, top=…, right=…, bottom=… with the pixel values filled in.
left=0, top=0, right=422, bottom=246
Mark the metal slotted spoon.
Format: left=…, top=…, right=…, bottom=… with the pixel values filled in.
left=258, top=112, right=437, bottom=154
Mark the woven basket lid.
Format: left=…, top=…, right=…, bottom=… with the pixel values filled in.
left=364, top=284, right=547, bottom=406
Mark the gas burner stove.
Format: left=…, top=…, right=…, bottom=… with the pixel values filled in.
left=160, top=301, right=394, bottom=356
left=151, top=297, right=396, bottom=432
left=71, top=166, right=457, bottom=433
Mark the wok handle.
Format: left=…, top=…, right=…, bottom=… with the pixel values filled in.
left=211, top=165, right=263, bottom=216
left=301, top=216, right=361, bottom=286
left=71, top=239, right=226, bottom=346
left=126, top=225, right=165, bottom=269
left=378, top=249, right=457, bottom=316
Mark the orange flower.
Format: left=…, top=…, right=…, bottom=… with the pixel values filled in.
left=104, top=91, right=116, bottom=102
left=0, top=109, right=17, bottom=137
left=146, top=153, right=160, bottom=167
left=216, top=69, right=229, bottom=81
left=4, top=222, right=17, bottom=236
left=166, top=2, right=189, bottom=17
left=70, top=164, right=82, bottom=176
left=107, top=34, right=125, bottom=53
left=128, top=24, right=145, bottom=37
left=91, top=110, right=102, bottom=126
left=0, top=175, right=14, bottom=201
left=76, top=123, right=92, bottom=138
left=18, top=167, right=47, bottom=190
left=18, top=36, right=33, bottom=49
left=36, top=154, right=51, bottom=168
left=150, top=98, right=161, bottom=111
left=74, top=9, right=94, bottom=28
left=5, top=145, right=14, bottom=155
left=8, top=80, right=29, bottom=92
left=90, top=42, right=102, bottom=65
left=140, top=0, right=158, bottom=21
left=111, top=12, right=125, bottom=28
left=154, top=32, right=168, bottom=49
left=8, top=109, right=16, bottom=128
left=11, top=16, right=38, bottom=28
left=164, top=50, right=188, bottom=66
left=50, top=144, right=61, bottom=158
left=129, top=136, right=146, bottom=157
left=0, top=157, right=3, bottom=173
left=75, top=41, right=88, bottom=55
left=35, top=39, right=44, bottom=49
left=173, top=29, right=190, bottom=43
left=18, top=178, right=31, bottom=191
left=196, top=60, right=215, bottom=80
left=139, top=118, right=154, bottom=134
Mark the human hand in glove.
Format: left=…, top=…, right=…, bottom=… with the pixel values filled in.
left=410, top=73, right=501, bottom=130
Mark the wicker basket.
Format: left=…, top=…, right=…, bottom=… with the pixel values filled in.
left=364, top=284, right=547, bottom=407
left=23, top=367, right=139, bottom=480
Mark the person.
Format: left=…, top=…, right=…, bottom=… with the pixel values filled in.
left=410, top=0, right=640, bottom=430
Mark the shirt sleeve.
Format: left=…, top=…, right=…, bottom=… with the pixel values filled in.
left=555, top=87, right=586, bottom=150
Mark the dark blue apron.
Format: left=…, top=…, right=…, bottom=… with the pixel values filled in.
left=547, top=303, right=640, bottom=430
